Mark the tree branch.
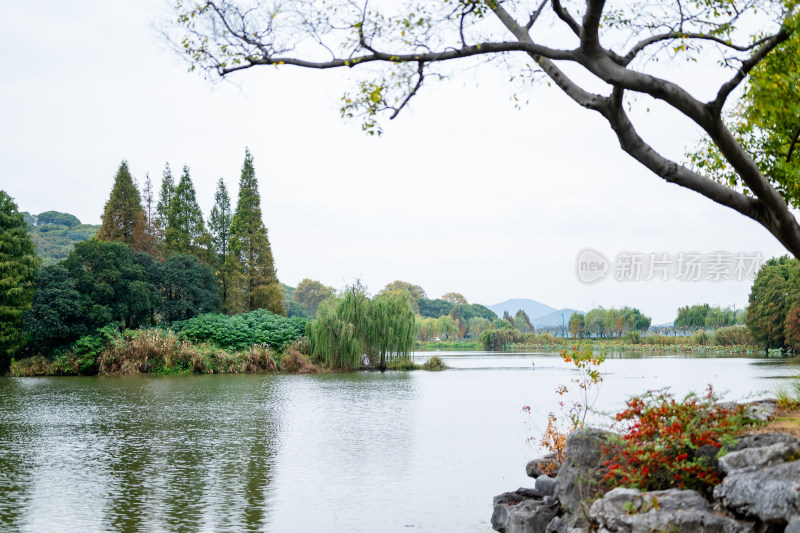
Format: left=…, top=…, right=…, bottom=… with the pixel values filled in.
left=551, top=0, right=581, bottom=36
left=599, top=88, right=800, bottom=254
left=218, top=40, right=575, bottom=75
left=623, top=32, right=777, bottom=66
left=526, top=0, right=549, bottom=31
left=581, top=0, right=606, bottom=50
left=711, top=29, right=791, bottom=111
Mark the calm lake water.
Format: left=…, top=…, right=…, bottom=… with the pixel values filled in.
left=1, top=352, right=797, bottom=532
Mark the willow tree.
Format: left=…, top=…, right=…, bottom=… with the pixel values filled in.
left=173, top=0, right=800, bottom=256
left=308, top=282, right=415, bottom=370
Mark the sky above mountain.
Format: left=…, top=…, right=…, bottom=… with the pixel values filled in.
left=1, top=0, right=789, bottom=324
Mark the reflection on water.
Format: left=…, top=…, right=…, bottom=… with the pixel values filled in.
left=0, top=353, right=797, bottom=532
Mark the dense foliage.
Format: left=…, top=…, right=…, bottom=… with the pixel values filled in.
left=25, top=240, right=221, bottom=350
left=229, top=148, right=283, bottom=314
left=675, top=304, right=745, bottom=331
left=308, top=283, right=415, bottom=370
left=96, top=161, right=148, bottom=248
left=158, top=254, right=222, bottom=322
left=293, top=278, right=334, bottom=317
left=583, top=307, right=651, bottom=337
left=602, top=388, right=745, bottom=492
left=169, top=309, right=306, bottom=351
left=747, top=256, right=800, bottom=351
left=0, top=191, right=40, bottom=369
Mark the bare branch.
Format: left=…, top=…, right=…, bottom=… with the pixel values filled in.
left=711, top=28, right=791, bottom=110
left=551, top=0, right=581, bottom=36
left=219, top=40, right=575, bottom=75
left=526, top=0, right=549, bottom=31
left=623, top=32, right=777, bottom=66
left=389, top=61, right=426, bottom=119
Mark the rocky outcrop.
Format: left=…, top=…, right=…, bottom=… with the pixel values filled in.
left=718, top=438, right=800, bottom=474
left=591, top=488, right=753, bottom=533
left=491, top=488, right=558, bottom=533
left=554, top=428, right=613, bottom=515
left=494, top=422, right=800, bottom=532
left=713, top=460, right=800, bottom=525
left=527, top=453, right=559, bottom=479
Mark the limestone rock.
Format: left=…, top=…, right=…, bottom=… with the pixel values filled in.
left=554, top=428, right=613, bottom=514
left=527, top=453, right=559, bottom=479
left=491, top=489, right=559, bottom=533
left=591, top=487, right=753, bottom=533
left=714, top=460, right=800, bottom=525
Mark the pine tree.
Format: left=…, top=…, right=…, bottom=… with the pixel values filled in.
left=208, top=178, right=239, bottom=311
left=133, top=173, right=160, bottom=258
left=165, top=165, right=211, bottom=261
left=155, top=163, right=174, bottom=242
left=0, top=190, right=40, bottom=366
left=97, top=161, right=146, bottom=246
left=229, top=148, right=284, bottom=314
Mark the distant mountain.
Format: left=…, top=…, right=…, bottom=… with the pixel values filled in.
left=531, top=309, right=581, bottom=328
left=487, top=299, right=558, bottom=321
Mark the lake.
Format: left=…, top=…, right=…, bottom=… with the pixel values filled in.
left=1, top=351, right=797, bottom=532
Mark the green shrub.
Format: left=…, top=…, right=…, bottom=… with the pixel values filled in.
left=169, top=309, right=307, bottom=351
left=422, top=355, right=446, bottom=370
left=714, top=325, right=753, bottom=346
left=481, top=327, right=524, bottom=350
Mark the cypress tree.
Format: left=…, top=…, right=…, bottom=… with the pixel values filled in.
left=208, top=178, right=239, bottom=312
left=165, top=165, right=211, bottom=261
left=229, top=148, right=284, bottom=314
left=97, top=161, right=146, bottom=246
left=155, top=163, right=174, bottom=242
left=0, top=190, right=40, bottom=367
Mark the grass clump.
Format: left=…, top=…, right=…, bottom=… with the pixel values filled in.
left=422, top=355, right=447, bottom=370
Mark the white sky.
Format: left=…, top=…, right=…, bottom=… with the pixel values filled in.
left=0, top=0, right=790, bottom=324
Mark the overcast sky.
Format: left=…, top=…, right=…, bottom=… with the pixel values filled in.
left=0, top=0, right=790, bottom=323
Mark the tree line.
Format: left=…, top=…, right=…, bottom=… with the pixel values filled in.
left=0, top=149, right=285, bottom=370
left=94, top=149, right=282, bottom=315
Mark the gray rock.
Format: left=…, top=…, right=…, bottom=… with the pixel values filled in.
left=719, top=441, right=800, bottom=474
left=494, top=488, right=543, bottom=506
left=554, top=428, right=613, bottom=514
left=591, top=487, right=754, bottom=533
left=492, top=496, right=559, bottom=533
left=713, top=460, right=800, bottom=525
left=535, top=476, right=557, bottom=497
left=742, top=400, right=778, bottom=423
left=527, top=453, right=560, bottom=478
left=544, top=516, right=568, bottom=533
left=786, top=519, right=800, bottom=533
left=728, top=433, right=800, bottom=453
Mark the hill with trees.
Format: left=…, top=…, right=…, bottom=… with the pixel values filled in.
left=21, top=210, right=100, bottom=263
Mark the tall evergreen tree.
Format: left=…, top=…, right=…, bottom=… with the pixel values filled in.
left=229, top=148, right=284, bottom=314
left=155, top=163, right=175, bottom=242
left=133, top=173, right=160, bottom=258
left=97, top=161, right=146, bottom=246
left=165, top=165, right=211, bottom=261
left=208, top=178, right=239, bottom=312
left=0, top=191, right=40, bottom=367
